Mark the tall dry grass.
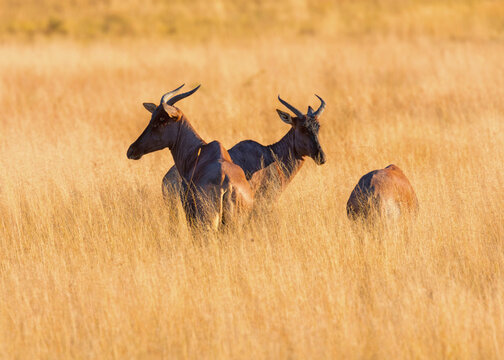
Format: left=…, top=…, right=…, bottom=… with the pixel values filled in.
left=1, top=1, right=504, bottom=359
left=2, top=0, right=504, bottom=41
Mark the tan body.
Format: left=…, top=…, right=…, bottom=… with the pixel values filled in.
left=180, top=141, right=252, bottom=229
left=127, top=85, right=253, bottom=231
left=347, top=164, right=419, bottom=222
left=163, top=128, right=308, bottom=206
left=163, top=95, right=326, bottom=208
left=247, top=161, right=295, bottom=205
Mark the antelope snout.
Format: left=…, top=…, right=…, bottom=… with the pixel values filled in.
left=315, top=149, right=326, bottom=165
left=127, top=144, right=142, bottom=160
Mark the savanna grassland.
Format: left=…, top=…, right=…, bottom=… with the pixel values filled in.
left=1, top=0, right=504, bottom=358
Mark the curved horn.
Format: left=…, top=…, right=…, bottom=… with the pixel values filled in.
left=278, top=95, right=303, bottom=118
left=166, top=85, right=201, bottom=106
left=160, top=84, right=185, bottom=104
left=312, top=94, right=325, bottom=117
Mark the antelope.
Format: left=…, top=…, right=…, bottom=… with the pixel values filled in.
left=127, top=84, right=253, bottom=231
left=162, top=94, right=326, bottom=205
left=346, top=164, right=419, bottom=222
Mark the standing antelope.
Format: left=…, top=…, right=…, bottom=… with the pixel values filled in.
left=127, top=84, right=253, bottom=230
left=346, top=164, right=419, bottom=222
left=162, top=95, right=326, bottom=205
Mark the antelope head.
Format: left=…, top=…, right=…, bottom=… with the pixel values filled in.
left=127, top=84, right=200, bottom=160
left=276, top=95, right=326, bottom=165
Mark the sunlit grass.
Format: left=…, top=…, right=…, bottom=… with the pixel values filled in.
left=1, top=1, right=504, bottom=358
left=0, top=0, right=503, bottom=40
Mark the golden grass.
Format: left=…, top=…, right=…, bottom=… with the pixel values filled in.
left=1, top=1, right=504, bottom=358
left=1, top=0, right=504, bottom=41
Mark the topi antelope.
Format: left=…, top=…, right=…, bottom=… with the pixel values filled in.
left=346, top=164, right=419, bottom=223
left=127, top=84, right=253, bottom=231
left=162, top=94, right=326, bottom=205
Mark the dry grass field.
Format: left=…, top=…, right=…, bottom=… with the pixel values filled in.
left=1, top=0, right=504, bottom=358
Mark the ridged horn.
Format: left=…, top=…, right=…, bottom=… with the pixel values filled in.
left=278, top=95, right=303, bottom=118
left=312, top=94, right=325, bottom=117
left=166, top=85, right=201, bottom=106
left=160, top=84, right=185, bottom=104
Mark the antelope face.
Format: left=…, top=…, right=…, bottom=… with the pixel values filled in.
left=127, top=104, right=181, bottom=160
left=127, top=84, right=200, bottom=160
left=294, top=116, right=326, bottom=165
left=276, top=94, right=326, bottom=165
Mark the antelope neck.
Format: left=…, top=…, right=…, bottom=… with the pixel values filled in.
left=267, top=128, right=305, bottom=177
left=169, top=116, right=205, bottom=179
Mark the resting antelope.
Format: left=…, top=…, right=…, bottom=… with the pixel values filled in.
left=346, top=164, right=419, bottom=222
left=162, top=95, right=326, bottom=205
left=127, top=84, right=253, bottom=230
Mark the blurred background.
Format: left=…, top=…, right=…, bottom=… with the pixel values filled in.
left=1, top=0, right=503, bottom=41
left=1, top=1, right=504, bottom=359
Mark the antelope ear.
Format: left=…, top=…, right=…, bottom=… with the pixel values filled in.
left=162, top=103, right=181, bottom=119
left=276, top=109, right=293, bottom=125
left=143, top=103, right=157, bottom=113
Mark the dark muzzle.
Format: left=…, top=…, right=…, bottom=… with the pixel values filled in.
left=315, top=149, right=326, bottom=165
left=127, top=144, right=142, bottom=160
